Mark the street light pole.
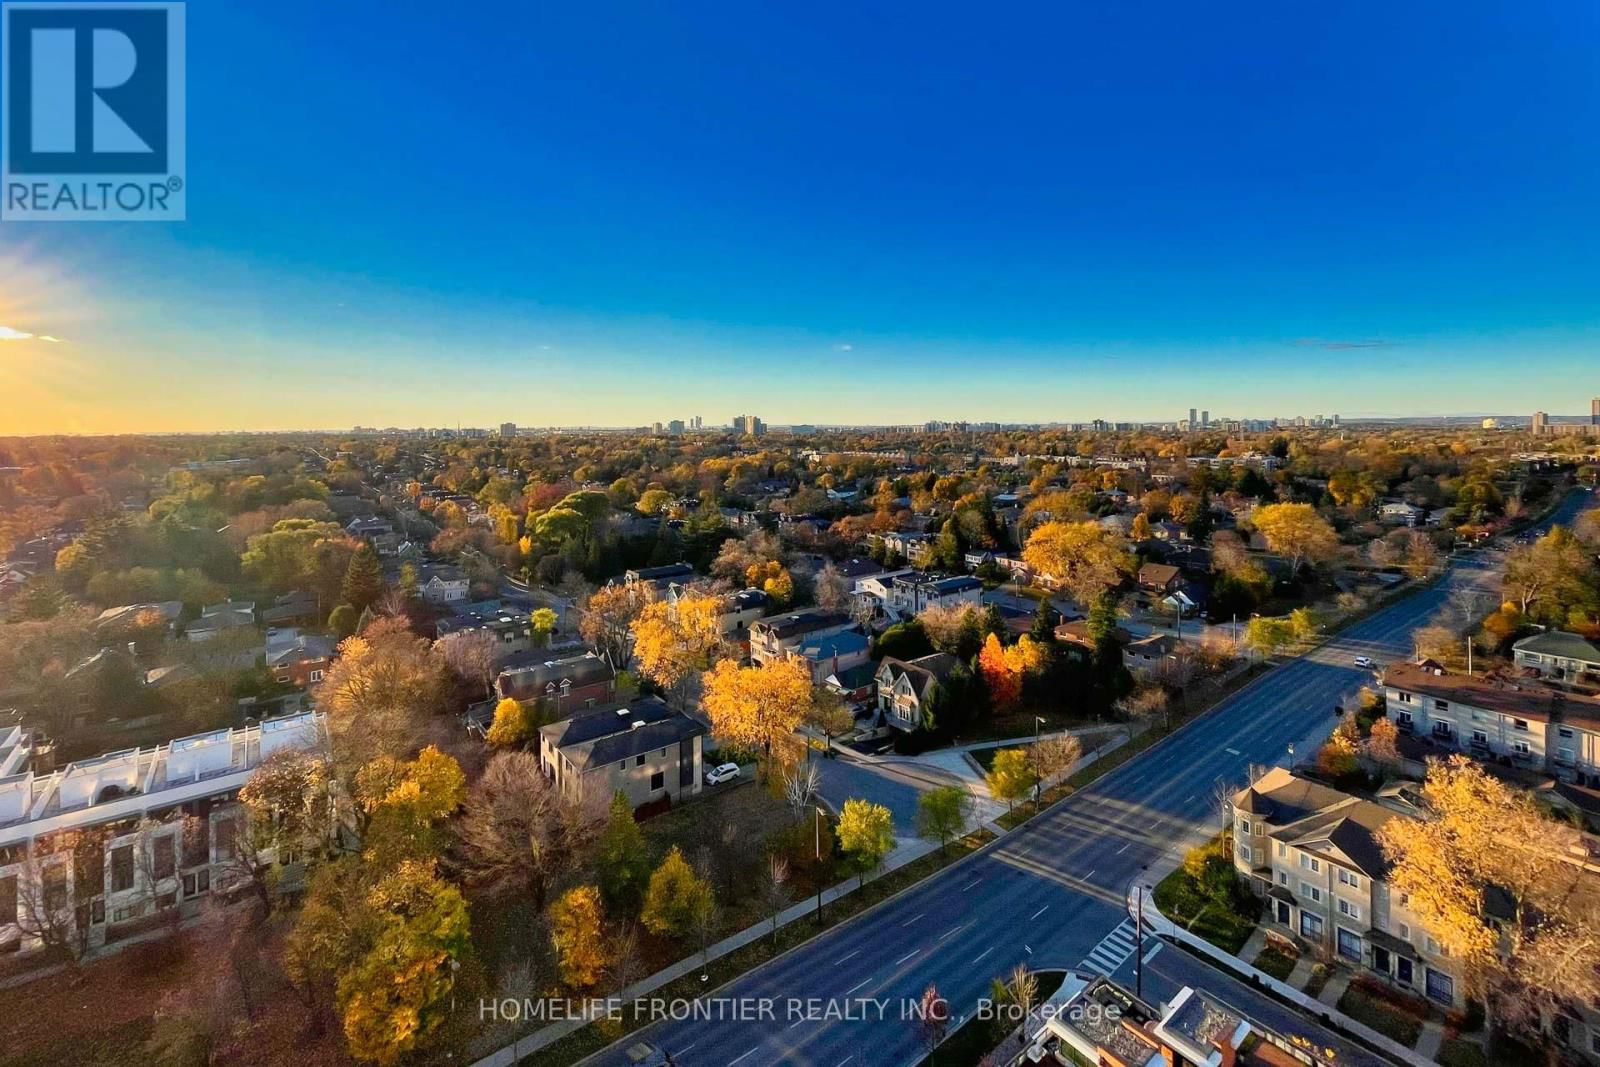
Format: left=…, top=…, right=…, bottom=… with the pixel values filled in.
left=814, top=805, right=826, bottom=925
left=1134, top=885, right=1144, bottom=998
left=1033, top=716, right=1045, bottom=810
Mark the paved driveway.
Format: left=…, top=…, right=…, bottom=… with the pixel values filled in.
left=812, top=752, right=967, bottom=834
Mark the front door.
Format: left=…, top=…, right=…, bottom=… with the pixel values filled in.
left=1276, top=900, right=1291, bottom=925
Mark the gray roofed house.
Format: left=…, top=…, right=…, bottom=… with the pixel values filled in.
left=537, top=697, right=706, bottom=812
left=495, top=651, right=617, bottom=710
left=1514, top=630, right=1600, bottom=681
left=874, top=653, right=959, bottom=732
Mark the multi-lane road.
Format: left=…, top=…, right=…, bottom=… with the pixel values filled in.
left=580, top=490, right=1592, bottom=1067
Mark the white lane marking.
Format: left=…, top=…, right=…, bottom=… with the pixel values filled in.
left=1225, top=747, right=1241, bottom=755
left=845, top=978, right=871, bottom=996
left=1024, top=944, right=1033, bottom=955
left=939, top=922, right=970, bottom=941
left=729, top=1048, right=760, bottom=1066
left=836, top=948, right=860, bottom=965
left=1029, top=904, right=1050, bottom=920
left=674, top=1045, right=696, bottom=1058
left=1115, top=841, right=1131, bottom=854
left=901, top=912, right=925, bottom=927
left=961, top=877, right=981, bottom=890
left=973, top=946, right=995, bottom=964
left=789, top=1019, right=804, bottom=1029
left=1143, top=942, right=1164, bottom=963
left=836, top=1059, right=854, bottom=1067
left=896, top=950, right=919, bottom=965
left=1085, top=869, right=1096, bottom=880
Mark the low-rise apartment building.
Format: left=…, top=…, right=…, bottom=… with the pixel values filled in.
left=0, top=713, right=328, bottom=957
left=1228, top=767, right=1463, bottom=1008
left=537, top=698, right=705, bottom=811
left=1381, top=661, right=1600, bottom=785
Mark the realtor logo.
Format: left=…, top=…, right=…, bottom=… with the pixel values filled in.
left=2, top=1, right=185, bottom=220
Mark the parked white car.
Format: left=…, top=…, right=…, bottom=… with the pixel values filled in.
left=1353, top=655, right=1376, bottom=670
left=704, top=762, right=740, bottom=786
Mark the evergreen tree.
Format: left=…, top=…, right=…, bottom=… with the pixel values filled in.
left=598, top=790, right=651, bottom=912
left=341, top=543, right=386, bottom=614
left=1030, top=598, right=1058, bottom=644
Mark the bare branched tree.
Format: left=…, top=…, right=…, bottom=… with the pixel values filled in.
left=783, top=761, right=822, bottom=822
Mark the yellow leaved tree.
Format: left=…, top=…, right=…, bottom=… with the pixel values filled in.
left=1021, top=521, right=1133, bottom=608
left=631, top=589, right=726, bottom=696
left=700, top=657, right=813, bottom=773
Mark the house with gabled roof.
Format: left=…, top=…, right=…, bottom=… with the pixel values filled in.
left=874, top=653, right=959, bottom=732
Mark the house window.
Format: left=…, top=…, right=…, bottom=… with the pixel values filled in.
left=1396, top=691, right=1413, bottom=704
left=1300, top=882, right=1322, bottom=903
left=1277, top=841, right=1287, bottom=858
left=1398, top=710, right=1413, bottom=727
left=182, top=870, right=210, bottom=897
left=1236, top=817, right=1251, bottom=835
left=152, top=836, right=175, bottom=881
left=1514, top=740, right=1531, bottom=755
left=1398, top=921, right=1410, bottom=941
left=1337, top=927, right=1362, bottom=962
left=1338, top=899, right=1361, bottom=921
left=1300, top=912, right=1324, bottom=938
left=309, top=669, right=323, bottom=683
left=1514, top=719, right=1529, bottom=732
left=635, top=755, right=646, bottom=767
left=1338, top=869, right=1360, bottom=889
left=1472, top=730, right=1488, bottom=746
left=1425, top=968, right=1455, bottom=1005
left=1299, top=855, right=1320, bottom=873
left=110, top=844, right=134, bottom=893
left=1560, top=728, right=1575, bottom=739
left=1432, top=721, right=1453, bottom=740
left=1277, top=871, right=1289, bottom=886
left=649, top=771, right=664, bottom=791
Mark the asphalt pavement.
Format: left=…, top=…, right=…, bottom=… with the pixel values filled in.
left=581, top=490, right=1592, bottom=1067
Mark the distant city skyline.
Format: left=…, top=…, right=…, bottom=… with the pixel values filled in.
left=4, top=3, right=1600, bottom=434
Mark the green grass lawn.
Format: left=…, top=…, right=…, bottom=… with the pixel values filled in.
left=1251, top=944, right=1297, bottom=982
left=1337, top=982, right=1423, bottom=1048
left=1435, top=1037, right=1487, bottom=1067
left=1151, top=844, right=1257, bottom=955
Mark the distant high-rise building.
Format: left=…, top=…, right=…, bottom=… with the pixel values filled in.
left=732, top=414, right=765, bottom=436
left=1591, top=397, right=1599, bottom=425
left=1200, top=410, right=1209, bottom=428
left=652, top=421, right=664, bottom=435
left=1532, top=411, right=1549, bottom=435
left=498, top=422, right=516, bottom=438
left=667, top=419, right=685, bottom=434
left=1188, top=407, right=1197, bottom=430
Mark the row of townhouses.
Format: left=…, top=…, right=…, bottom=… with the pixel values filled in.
left=0, top=713, right=327, bottom=957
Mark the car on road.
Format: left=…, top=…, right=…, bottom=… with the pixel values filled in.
left=1353, top=655, right=1376, bottom=669
left=704, top=762, right=740, bottom=786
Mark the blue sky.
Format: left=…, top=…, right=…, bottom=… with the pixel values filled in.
left=4, top=1, right=1600, bottom=432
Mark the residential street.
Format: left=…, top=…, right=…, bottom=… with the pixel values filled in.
left=585, top=490, right=1592, bottom=1067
